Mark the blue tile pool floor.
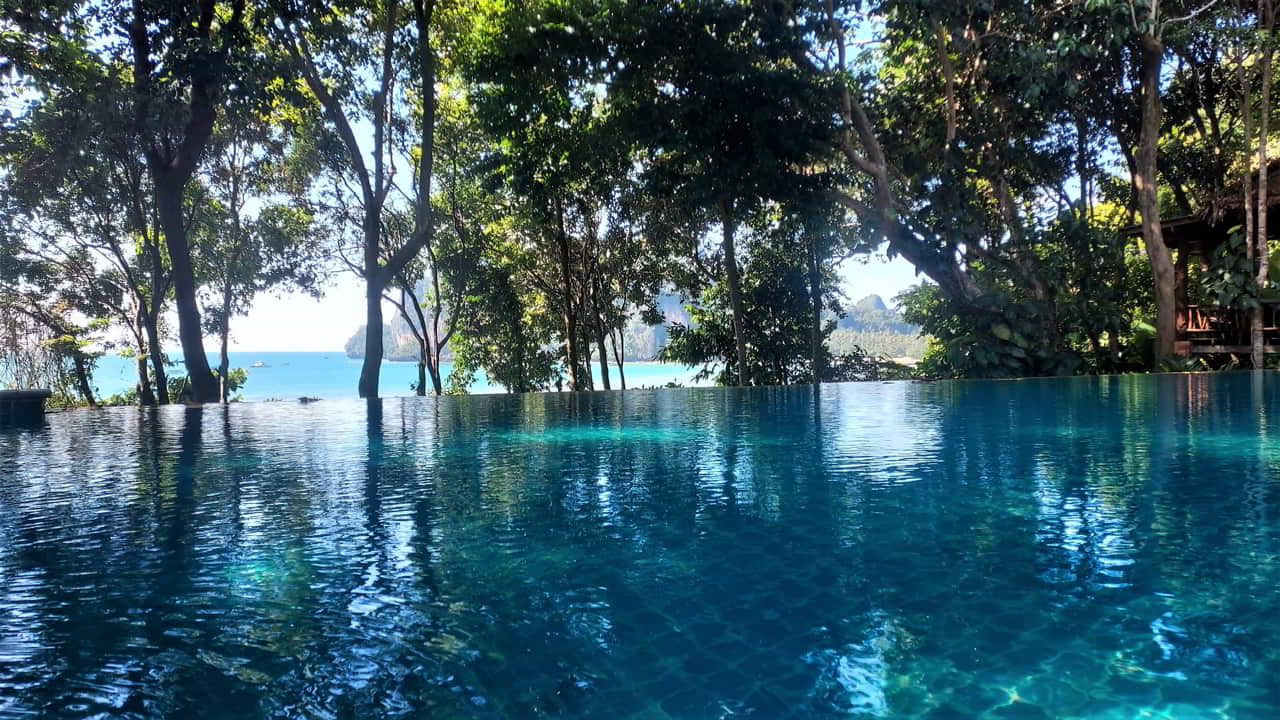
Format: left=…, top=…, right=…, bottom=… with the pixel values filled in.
left=1, top=374, right=1278, bottom=718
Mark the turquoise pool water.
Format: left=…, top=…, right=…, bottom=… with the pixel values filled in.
left=1, top=374, right=1278, bottom=718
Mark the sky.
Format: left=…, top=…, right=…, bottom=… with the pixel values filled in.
left=221, top=249, right=923, bottom=353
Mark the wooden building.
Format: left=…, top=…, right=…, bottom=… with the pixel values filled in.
left=1135, top=161, right=1280, bottom=356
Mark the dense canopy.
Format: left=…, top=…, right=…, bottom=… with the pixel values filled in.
left=1, top=0, right=1278, bottom=404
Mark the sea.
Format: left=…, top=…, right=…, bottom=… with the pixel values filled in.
left=90, top=352, right=708, bottom=402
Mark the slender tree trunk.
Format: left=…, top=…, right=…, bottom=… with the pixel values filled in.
left=428, top=252, right=445, bottom=396
left=592, top=280, right=610, bottom=390
left=1076, top=115, right=1092, bottom=220
left=422, top=312, right=438, bottom=396
left=1136, top=33, right=1178, bottom=362
left=143, top=308, right=169, bottom=405
left=218, top=328, right=230, bottom=402
left=73, top=353, right=96, bottom=407
left=1255, top=2, right=1274, bottom=368
left=418, top=355, right=428, bottom=397
left=516, top=321, right=528, bottom=394
left=1116, top=135, right=1142, bottom=225
left=807, top=233, right=824, bottom=384
left=136, top=353, right=154, bottom=405
left=556, top=215, right=581, bottom=391
left=430, top=352, right=443, bottom=395
left=610, top=325, right=626, bottom=390
left=596, top=332, right=610, bottom=390
left=155, top=183, right=218, bottom=402
left=143, top=230, right=170, bottom=405
left=134, top=309, right=156, bottom=405
left=1242, top=56, right=1256, bottom=259
left=219, top=282, right=233, bottom=403
left=718, top=198, right=749, bottom=386
left=581, top=341, right=595, bottom=391
left=1241, top=48, right=1260, bottom=364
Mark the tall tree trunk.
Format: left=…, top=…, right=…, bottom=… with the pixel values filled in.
left=134, top=309, right=156, bottom=406
left=718, top=198, right=749, bottom=386
left=610, top=325, right=626, bottom=390
left=73, top=353, right=96, bottom=407
left=807, top=233, right=824, bottom=384
left=1076, top=115, right=1092, bottom=220
left=1254, top=0, right=1274, bottom=368
left=592, top=279, right=610, bottom=390
left=1136, top=32, right=1178, bottom=362
left=428, top=250, right=445, bottom=396
left=143, top=230, right=170, bottom=405
left=430, top=353, right=443, bottom=395
left=581, top=340, right=595, bottom=391
left=129, top=0, right=235, bottom=405
left=516, top=320, right=528, bottom=394
left=596, top=331, right=611, bottom=390
left=360, top=283, right=386, bottom=399
left=414, top=286, right=438, bottom=396
left=219, top=282, right=232, bottom=403
left=136, top=352, right=154, bottom=405
left=144, top=306, right=170, bottom=405
left=556, top=214, right=581, bottom=391
left=1241, top=43, right=1259, bottom=365
left=156, top=183, right=218, bottom=402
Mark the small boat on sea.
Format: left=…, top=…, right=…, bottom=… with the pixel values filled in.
left=251, top=361, right=269, bottom=368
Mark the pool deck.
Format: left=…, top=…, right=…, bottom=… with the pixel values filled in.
left=0, top=389, right=53, bottom=425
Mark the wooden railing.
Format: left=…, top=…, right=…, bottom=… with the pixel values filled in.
left=1182, top=301, right=1280, bottom=346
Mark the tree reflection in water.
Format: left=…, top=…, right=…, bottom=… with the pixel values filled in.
left=0, top=376, right=1278, bottom=718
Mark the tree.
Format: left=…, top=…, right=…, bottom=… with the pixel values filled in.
left=125, top=0, right=254, bottom=403
left=0, top=55, right=174, bottom=404
left=1126, top=0, right=1214, bottom=361
left=463, top=0, right=623, bottom=391
left=1248, top=0, right=1276, bottom=367
left=750, top=0, right=1171, bottom=375
left=607, top=0, right=835, bottom=386
left=197, top=112, right=325, bottom=402
left=277, top=0, right=440, bottom=398
left=0, top=216, right=113, bottom=405
left=660, top=200, right=871, bottom=385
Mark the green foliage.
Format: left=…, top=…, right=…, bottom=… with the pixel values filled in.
left=660, top=205, right=903, bottom=385
left=1205, top=230, right=1261, bottom=310
left=4, top=0, right=1280, bottom=401
left=104, top=367, right=249, bottom=406
left=447, top=261, right=560, bottom=394
left=898, top=282, right=1084, bottom=379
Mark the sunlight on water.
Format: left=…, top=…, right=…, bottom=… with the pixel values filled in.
left=1, top=375, right=1279, bottom=718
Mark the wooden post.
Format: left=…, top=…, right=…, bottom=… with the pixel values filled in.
left=1175, top=244, right=1189, bottom=335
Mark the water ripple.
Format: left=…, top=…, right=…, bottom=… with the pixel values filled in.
left=0, top=376, right=1278, bottom=718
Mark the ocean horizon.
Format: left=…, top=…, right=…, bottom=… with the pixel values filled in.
left=90, top=351, right=707, bottom=402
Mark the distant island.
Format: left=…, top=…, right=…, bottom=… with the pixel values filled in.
left=828, top=294, right=928, bottom=361
left=346, top=293, right=925, bottom=363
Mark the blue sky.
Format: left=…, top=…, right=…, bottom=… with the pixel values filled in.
left=224, top=249, right=922, bottom=352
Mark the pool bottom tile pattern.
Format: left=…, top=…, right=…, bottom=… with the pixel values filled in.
left=1, top=374, right=1278, bottom=718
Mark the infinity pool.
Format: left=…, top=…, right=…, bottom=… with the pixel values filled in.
left=1, top=375, right=1278, bottom=718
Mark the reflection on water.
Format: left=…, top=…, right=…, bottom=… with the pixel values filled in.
left=1, top=375, right=1279, bottom=719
